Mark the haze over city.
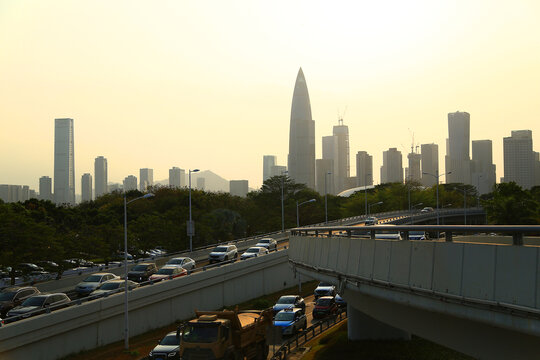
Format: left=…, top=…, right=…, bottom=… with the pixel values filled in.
left=1, top=0, right=540, bottom=192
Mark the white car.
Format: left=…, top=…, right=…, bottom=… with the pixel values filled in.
left=208, top=244, right=238, bottom=263
left=240, top=246, right=269, bottom=260
left=90, top=279, right=139, bottom=297
left=255, top=238, right=277, bottom=251
left=314, top=282, right=336, bottom=299
left=166, top=257, right=196, bottom=271
left=75, top=273, right=119, bottom=296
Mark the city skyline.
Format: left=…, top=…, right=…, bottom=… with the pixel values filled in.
left=2, top=1, right=540, bottom=191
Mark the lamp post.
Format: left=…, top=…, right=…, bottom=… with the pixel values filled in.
left=364, top=173, right=371, bottom=217
left=410, top=202, right=423, bottom=224
left=296, top=198, right=316, bottom=227
left=281, top=170, right=288, bottom=233
left=188, top=169, right=200, bottom=253
left=368, top=201, right=383, bottom=216
left=324, top=172, right=332, bottom=224
left=123, top=192, right=154, bottom=350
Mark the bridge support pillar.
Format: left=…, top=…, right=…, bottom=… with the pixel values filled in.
left=347, top=304, right=411, bottom=341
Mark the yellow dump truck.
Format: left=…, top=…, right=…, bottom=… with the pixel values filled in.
left=178, top=309, right=272, bottom=360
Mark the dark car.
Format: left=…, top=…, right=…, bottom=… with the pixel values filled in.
left=312, top=296, right=338, bottom=319
left=6, top=293, right=71, bottom=322
left=335, top=294, right=347, bottom=309
left=149, top=331, right=180, bottom=359
left=128, top=262, right=158, bottom=283
left=0, top=286, right=40, bottom=317
left=17, top=263, right=44, bottom=274
left=272, top=295, right=306, bottom=315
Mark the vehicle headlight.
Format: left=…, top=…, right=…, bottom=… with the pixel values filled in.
left=168, top=351, right=177, bottom=357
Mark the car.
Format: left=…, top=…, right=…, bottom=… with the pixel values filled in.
left=17, top=263, right=44, bottom=274
left=273, top=295, right=306, bottom=314
left=420, top=207, right=434, bottom=213
left=6, top=293, right=71, bottom=322
left=75, top=273, right=120, bottom=296
left=312, top=296, right=338, bottom=319
left=335, top=294, right=347, bottom=309
left=35, top=261, right=60, bottom=273
left=364, top=217, right=378, bottom=226
left=166, top=257, right=196, bottom=271
left=240, top=246, right=269, bottom=260
left=149, top=331, right=180, bottom=360
left=149, top=266, right=187, bottom=282
left=255, top=238, right=277, bottom=251
left=128, top=262, right=158, bottom=283
left=0, top=286, right=40, bottom=317
left=90, top=279, right=139, bottom=297
left=314, top=282, right=336, bottom=299
left=408, top=230, right=428, bottom=240
left=273, top=308, right=307, bottom=335
left=208, top=245, right=238, bottom=264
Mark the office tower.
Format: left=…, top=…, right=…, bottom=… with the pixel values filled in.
left=445, top=111, right=472, bottom=184
left=407, top=152, right=422, bottom=182
left=123, top=175, right=138, bottom=191
left=39, top=176, right=53, bottom=201
left=472, top=140, right=496, bottom=195
left=316, top=159, right=334, bottom=195
left=270, top=165, right=287, bottom=178
left=54, top=118, right=75, bottom=205
left=380, top=148, right=403, bottom=184
left=332, top=120, right=350, bottom=193
left=421, top=144, right=439, bottom=186
left=108, top=183, right=122, bottom=192
left=263, top=155, right=277, bottom=183
left=81, top=173, right=92, bottom=202
left=288, top=68, right=315, bottom=189
left=94, top=156, right=108, bottom=198
left=29, top=190, right=37, bottom=199
left=503, top=130, right=535, bottom=189
left=0, top=185, right=8, bottom=202
left=21, top=186, right=29, bottom=201
left=322, top=135, right=338, bottom=193
left=535, top=152, right=540, bottom=187
left=230, top=180, right=249, bottom=197
left=139, top=168, right=153, bottom=191
left=196, top=177, right=205, bottom=190
left=169, top=167, right=185, bottom=188
left=356, top=151, right=373, bottom=187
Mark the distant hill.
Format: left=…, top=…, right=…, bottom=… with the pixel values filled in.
left=155, top=170, right=230, bottom=192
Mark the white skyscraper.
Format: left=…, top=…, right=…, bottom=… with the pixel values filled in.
left=381, top=148, right=403, bottom=184
left=332, top=119, right=350, bottom=193
left=445, top=111, right=472, bottom=184
left=421, top=143, right=439, bottom=186
left=94, top=156, right=108, bottom=198
left=263, top=155, right=277, bottom=183
left=140, top=168, right=153, bottom=191
left=356, top=151, right=373, bottom=187
left=123, top=175, right=138, bottom=191
left=472, top=140, right=496, bottom=195
left=81, top=173, right=93, bottom=202
left=288, top=68, right=315, bottom=189
left=270, top=165, right=287, bottom=178
left=169, top=167, right=185, bottom=188
left=503, top=130, right=535, bottom=189
left=54, top=118, right=75, bottom=205
left=230, top=180, right=249, bottom=197
left=39, top=176, right=53, bottom=201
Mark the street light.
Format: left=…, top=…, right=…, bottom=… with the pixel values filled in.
left=410, top=202, right=423, bottom=224
left=368, top=201, right=383, bottom=216
left=123, top=192, right=154, bottom=350
left=324, top=172, right=332, bottom=224
left=281, top=170, right=288, bottom=233
left=188, top=169, right=200, bottom=253
left=364, top=173, right=372, bottom=217
left=296, top=198, right=316, bottom=227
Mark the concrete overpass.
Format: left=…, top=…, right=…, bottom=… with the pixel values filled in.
left=288, top=225, right=540, bottom=360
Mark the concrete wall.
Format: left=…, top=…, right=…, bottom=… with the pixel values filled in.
left=0, top=250, right=295, bottom=360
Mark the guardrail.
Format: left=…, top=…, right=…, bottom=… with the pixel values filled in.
left=271, top=309, right=348, bottom=360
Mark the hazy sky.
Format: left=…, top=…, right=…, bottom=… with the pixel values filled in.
left=1, top=0, right=540, bottom=192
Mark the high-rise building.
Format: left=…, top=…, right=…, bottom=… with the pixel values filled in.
left=123, top=175, right=138, bottom=191
left=316, top=159, right=334, bottom=195
left=39, top=176, right=53, bottom=201
left=169, top=167, right=185, bottom=188
left=270, top=165, right=287, bottom=178
left=332, top=120, right=350, bottom=193
left=54, top=118, right=75, bottom=205
left=472, top=140, right=496, bottom=195
left=140, top=168, right=153, bottom=191
left=230, top=180, right=249, bottom=197
left=535, top=152, right=540, bottom=187
left=288, top=68, right=315, bottom=189
left=0, top=184, right=33, bottom=203
left=503, top=130, right=535, bottom=189
left=421, top=144, right=439, bottom=186
left=322, top=135, right=338, bottom=193
left=29, top=190, right=37, bottom=199
left=94, top=156, right=108, bottom=198
left=81, top=173, right=93, bottom=202
left=381, top=148, right=403, bottom=184
left=196, top=177, right=205, bottom=190
left=445, top=111, right=472, bottom=184
left=263, top=155, right=277, bottom=183
left=356, top=151, right=373, bottom=187
left=407, top=152, right=422, bottom=182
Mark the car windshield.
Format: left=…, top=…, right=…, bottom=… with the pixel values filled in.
left=277, top=296, right=295, bottom=304
left=213, top=247, right=228, bottom=253
left=0, top=292, right=16, bottom=301
left=84, top=275, right=102, bottom=282
left=316, top=298, right=333, bottom=306
left=246, top=248, right=259, bottom=253
left=160, top=334, right=179, bottom=346
left=167, top=259, right=182, bottom=264
left=21, top=296, right=46, bottom=307
left=157, top=268, right=174, bottom=275
left=182, top=324, right=219, bottom=343
left=99, top=282, right=121, bottom=290
left=275, top=312, right=295, bottom=321
left=259, top=239, right=270, bottom=243
left=132, top=265, right=149, bottom=271
left=319, top=282, right=332, bottom=287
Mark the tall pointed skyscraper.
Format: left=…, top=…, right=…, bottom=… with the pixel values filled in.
left=288, top=68, right=315, bottom=189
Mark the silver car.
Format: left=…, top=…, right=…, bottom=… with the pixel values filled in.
left=240, top=246, right=268, bottom=260
left=208, top=245, right=238, bottom=263
left=75, top=272, right=119, bottom=296
left=255, top=238, right=277, bottom=251
left=166, top=257, right=196, bottom=271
